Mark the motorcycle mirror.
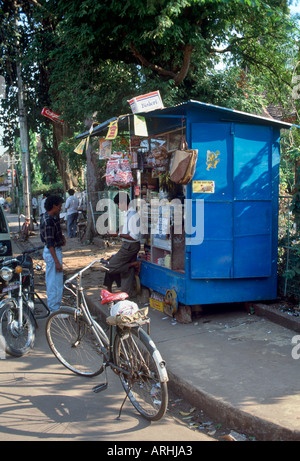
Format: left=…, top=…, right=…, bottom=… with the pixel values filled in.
left=35, top=264, right=42, bottom=271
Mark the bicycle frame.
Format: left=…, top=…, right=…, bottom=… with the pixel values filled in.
left=50, top=260, right=169, bottom=420
left=64, top=260, right=112, bottom=361
left=63, top=260, right=146, bottom=379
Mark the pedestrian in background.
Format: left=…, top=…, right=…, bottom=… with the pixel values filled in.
left=65, top=189, right=79, bottom=238
left=5, top=196, right=12, bottom=209
left=39, top=192, right=48, bottom=218
left=40, top=195, right=66, bottom=312
left=32, top=196, right=38, bottom=224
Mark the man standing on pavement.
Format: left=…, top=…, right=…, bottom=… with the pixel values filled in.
left=104, top=192, right=141, bottom=296
left=65, top=189, right=79, bottom=238
left=40, top=195, right=66, bottom=312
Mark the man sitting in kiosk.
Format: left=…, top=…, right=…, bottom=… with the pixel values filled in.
left=104, top=192, right=141, bottom=296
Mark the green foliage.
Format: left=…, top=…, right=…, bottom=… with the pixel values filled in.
left=32, top=182, right=64, bottom=196
left=280, top=130, right=300, bottom=194
left=41, top=0, right=299, bottom=125
left=0, top=0, right=299, bottom=197
left=278, top=126, right=300, bottom=298
left=59, top=136, right=86, bottom=173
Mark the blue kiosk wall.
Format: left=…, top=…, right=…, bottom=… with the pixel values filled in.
left=139, top=101, right=292, bottom=307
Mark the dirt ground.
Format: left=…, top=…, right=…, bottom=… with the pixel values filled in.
left=15, top=225, right=300, bottom=323
left=13, top=226, right=125, bottom=309
left=13, top=230, right=253, bottom=442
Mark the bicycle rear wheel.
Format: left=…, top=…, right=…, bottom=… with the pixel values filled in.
left=114, top=327, right=168, bottom=421
left=45, top=307, right=109, bottom=377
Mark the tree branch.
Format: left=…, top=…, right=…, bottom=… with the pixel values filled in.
left=174, top=44, right=193, bottom=85
left=130, top=43, right=176, bottom=79
left=130, top=42, right=193, bottom=86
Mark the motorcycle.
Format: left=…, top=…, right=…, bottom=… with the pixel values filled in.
left=0, top=245, right=50, bottom=357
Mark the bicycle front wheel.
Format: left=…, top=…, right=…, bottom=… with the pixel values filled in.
left=45, top=307, right=109, bottom=377
left=114, top=327, right=168, bottom=421
left=0, top=300, right=36, bottom=357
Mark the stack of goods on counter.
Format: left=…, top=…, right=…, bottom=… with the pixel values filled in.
left=155, top=252, right=171, bottom=268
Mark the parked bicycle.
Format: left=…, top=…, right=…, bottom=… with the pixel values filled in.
left=45, top=259, right=168, bottom=421
left=0, top=245, right=50, bottom=357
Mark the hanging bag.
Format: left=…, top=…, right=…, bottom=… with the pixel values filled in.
left=169, top=136, right=198, bottom=185
left=178, top=149, right=198, bottom=184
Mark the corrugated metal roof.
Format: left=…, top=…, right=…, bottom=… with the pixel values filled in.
left=76, top=99, right=296, bottom=140
left=185, top=100, right=295, bottom=129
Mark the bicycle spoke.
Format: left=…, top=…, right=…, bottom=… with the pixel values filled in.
left=46, top=309, right=105, bottom=377
left=114, top=328, right=168, bottom=421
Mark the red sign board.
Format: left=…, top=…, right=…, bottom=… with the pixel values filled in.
left=41, top=108, right=64, bottom=124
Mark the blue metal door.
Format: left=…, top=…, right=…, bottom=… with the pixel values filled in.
left=233, top=124, right=272, bottom=278
left=190, top=123, right=272, bottom=279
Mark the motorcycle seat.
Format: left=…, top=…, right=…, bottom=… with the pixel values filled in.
left=17, top=254, right=33, bottom=269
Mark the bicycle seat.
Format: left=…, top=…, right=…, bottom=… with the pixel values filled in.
left=100, top=289, right=129, bottom=304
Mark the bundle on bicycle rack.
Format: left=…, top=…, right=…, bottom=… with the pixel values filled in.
left=101, top=291, right=150, bottom=327
left=106, top=304, right=149, bottom=327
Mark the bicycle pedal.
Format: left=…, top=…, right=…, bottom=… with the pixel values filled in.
left=93, top=383, right=108, bottom=393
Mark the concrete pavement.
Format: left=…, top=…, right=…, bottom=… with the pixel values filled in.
left=1, top=213, right=216, bottom=442
left=4, top=211, right=300, bottom=441
left=0, top=315, right=216, bottom=442
left=89, top=291, right=300, bottom=441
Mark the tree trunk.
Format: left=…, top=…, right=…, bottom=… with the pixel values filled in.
left=294, top=158, right=300, bottom=229
left=83, top=118, right=106, bottom=243
left=84, top=140, right=97, bottom=242
left=52, top=122, right=79, bottom=192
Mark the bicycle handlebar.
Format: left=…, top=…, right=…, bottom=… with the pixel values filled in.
left=64, top=259, right=109, bottom=288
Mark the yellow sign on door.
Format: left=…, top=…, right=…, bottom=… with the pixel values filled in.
left=193, top=180, right=215, bottom=193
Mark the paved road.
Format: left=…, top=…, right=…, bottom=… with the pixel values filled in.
left=0, top=316, right=216, bottom=442
left=1, top=212, right=216, bottom=442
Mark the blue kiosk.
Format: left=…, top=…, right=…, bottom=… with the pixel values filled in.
left=78, top=100, right=293, bottom=314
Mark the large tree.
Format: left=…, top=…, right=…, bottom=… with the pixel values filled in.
left=0, top=0, right=81, bottom=193
left=0, top=0, right=299, bottom=229
left=47, top=0, right=297, bottom=123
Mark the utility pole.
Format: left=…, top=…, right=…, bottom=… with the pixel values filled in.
left=17, top=67, right=32, bottom=228
left=14, top=3, right=32, bottom=230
